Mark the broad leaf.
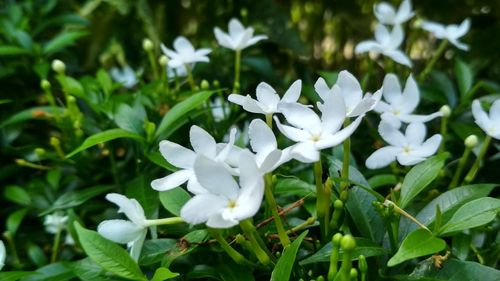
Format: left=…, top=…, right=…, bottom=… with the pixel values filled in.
left=388, top=229, right=446, bottom=267
left=455, top=58, right=474, bottom=98
left=150, top=267, right=179, bottom=281
left=67, top=129, right=144, bottom=158
left=0, top=106, right=64, bottom=128
left=0, top=45, right=31, bottom=56
left=41, top=185, right=113, bottom=215
left=271, top=231, right=308, bottom=281
left=274, top=178, right=316, bottom=197
left=412, top=259, right=500, bottom=281
left=0, top=271, right=39, bottom=281
left=21, top=262, right=75, bottom=281
left=400, top=154, right=447, bottom=208
left=43, top=30, right=89, bottom=54
left=139, top=239, right=177, bottom=265
left=438, top=197, right=500, bottom=235
left=74, top=223, right=146, bottom=280
left=159, top=187, right=191, bottom=216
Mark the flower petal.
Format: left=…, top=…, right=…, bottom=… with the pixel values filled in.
left=375, top=24, right=390, bottom=44
left=105, top=194, right=146, bottom=225
left=336, top=70, right=363, bottom=111
left=365, top=146, right=400, bottom=169
left=257, top=149, right=282, bottom=173
left=173, top=36, right=195, bottom=54
left=129, top=230, right=147, bottom=262
left=355, top=41, right=382, bottom=54
left=180, top=194, right=227, bottom=225
left=314, top=77, right=332, bottom=101
left=238, top=150, right=263, bottom=193
left=256, top=82, right=280, bottom=111
left=378, top=121, right=406, bottom=146
left=214, top=27, right=234, bottom=49
left=397, top=154, right=426, bottom=166
left=274, top=117, right=310, bottom=142
left=228, top=94, right=266, bottom=114
left=399, top=112, right=443, bottom=123
left=382, top=74, right=403, bottom=104
left=405, top=122, right=427, bottom=146
left=316, top=114, right=363, bottom=149
left=490, top=99, right=500, bottom=121
left=194, top=155, right=239, bottom=198
left=385, top=50, right=412, bottom=67
left=206, top=213, right=239, bottom=228
left=400, top=75, right=419, bottom=113
left=228, top=18, right=246, bottom=40
left=281, top=79, right=302, bottom=103
left=414, top=134, right=442, bottom=157
left=151, top=169, right=192, bottom=191
left=395, top=0, right=414, bottom=24
left=279, top=102, right=322, bottom=133
left=249, top=118, right=277, bottom=154
left=159, top=140, right=196, bottom=169
left=98, top=219, right=144, bottom=244
left=321, top=85, right=346, bottom=133
left=290, top=142, right=320, bottom=163
left=190, top=125, right=216, bottom=157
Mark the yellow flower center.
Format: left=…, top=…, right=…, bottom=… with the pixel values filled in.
left=227, top=200, right=237, bottom=209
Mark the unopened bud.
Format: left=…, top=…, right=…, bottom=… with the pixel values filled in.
left=213, top=80, right=220, bottom=88
left=334, top=199, right=343, bottom=210
left=316, top=276, right=325, bottom=281
left=332, top=233, right=343, bottom=246
left=350, top=268, right=358, bottom=280
left=50, top=136, right=60, bottom=147
left=465, top=135, right=478, bottom=148
left=41, top=79, right=51, bottom=90
left=142, top=38, right=154, bottom=51
left=340, top=190, right=349, bottom=202
left=200, top=80, right=210, bottom=90
left=158, top=55, right=168, bottom=66
left=35, top=148, right=46, bottom=157
left=440, top=105, right=451, bottom=118
left=358, top=255, right=367, bottom=273
left=340, top=235, right=356, bottom=251
left=52, top=59, right=66, bottom=74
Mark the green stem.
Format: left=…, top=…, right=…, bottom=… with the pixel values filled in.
left=419, top=39, right=448, bottom=82
left=449, top=147, right=472, bottom=189
left=438, top=115, right=448, bottom=154
left=51, top=227, right=62, bottom=263
left=209, top=229, right=252, bottom=266
left=147, top=51, right=159, bottom=80
left=144, top=217, right=184, bottom=227
left=464, top=135, right=492, bottom=184
left=314, top=160, right=329, bottom=242
left=3, top=231, right=21, bottom=269
left=239, top=219, right=271, bottom=265
left=264, top=174, right=290, bottom=247
left=184, top=63, right=196, bottom=91
left=233, top=50, right=241, bottom=93
left=265, top=114, right=273, bottom=128
left=340, top=120, right=351, bottom=197
left=384, top=218, right=398, bottom=254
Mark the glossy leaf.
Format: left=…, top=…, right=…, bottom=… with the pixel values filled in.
left=388, top=229, right=446, bottom=267
left=43, top=30, right=89, bottom=54
left=0, top=271, right=39, bottom=281
left=150, top=267, right=179, bottom=281
left=455, top=58, right=474, bottom=98
left=66, top=129, right=144, bottom=158
left=400, top=154, right=447, bottom=208
left=159, top=187, right=191, bottom=216
left=0, top=45, right=31, bottom=56
left=412, top=259, right=500, bottom=281
left=74, top=222, right=146, bottom=280
left=274, top=178, right=316, bottom=197
left=438, top=197, right=500, bottom=235
left=41, top=185, right=113, bottom=215
left=139, top=239, right=177, bottom=265
left=271, top=231, right=308, bottom=281
left=0, top=106, right=64, bottom=128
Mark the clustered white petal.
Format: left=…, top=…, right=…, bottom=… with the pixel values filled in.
left=374, top=0, right=414, bottom=25
left=472, top=99, right=500, bottom=140
left=366, top=122, right=442, bottom=169
left=44, top=213, right=69, bottom=234
left=97, top=193, right=148, bottom=261
left=161, top=36, right=211, bottom=69
left=420, top=19, right=471, bottom=51
left=214, top=18, right=267, bottom=51
left=109, top=65, right=138, bottom=88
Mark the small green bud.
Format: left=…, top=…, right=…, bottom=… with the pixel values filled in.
left=142, top=38, right=154, bottom=51
left=235, top=234, right=246, bottom=244
left=200, top=79, right=210, bottom=90
left=332, top=233, right=343, bottom=246
left=15, top=159, right=27, bottom=166
left=350, top=268, right=358, bottom=280
left=40, top=79, right=51, bottom=90
left=439, top=105, right=451, bottom=117
left=67, top=95, right=76, bottom=104
left=334, top=199, right=343, bottom=210
left=316, top=276, right=325, bottom=281
left=465, top=134, right=478, bottom=148
left=213, top=80, right=220, bottom=88
left=50, top=136, right=60, bottom=147
left=358, top=255, right=368, bottom=273
left=340, top=190, right=349, bottom=202
left=51, top=59, right=66, bottom=74
left=159, top=55, right=168, bottom=67
left=340, top=235, right=356, bottom=251
left=35, top=148, right=46, bottom=157
left=240, top=8, right=248, bottom=18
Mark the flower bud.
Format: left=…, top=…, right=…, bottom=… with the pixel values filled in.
left=340, top=190, right=349, bottom=202
left=200, top=80, right=210, bottom=90
left=440, top=105, right=451, bottom=117
left=316, top=276, right=324, bottom=281
left=465, top=135, right=478, bottom=148
left=334, top=199, right=343, bottom=210
left=350, top=268, right=358, bottom=280
left=40, top=79, right=51, bottom=90
left=332, top=233, right=343, bottom=246
left=35, top=148, right=46, bottom=157
left=50, top=136, right=60, bottom=147
left=158, top=55, right=168, bottom=67
left=358, top=255, right=367, bottom=273
left=213, top=80, right=220, bottom=88
left=340, top=234, right=356, bottom=251
left=142, top=38, right=154, bottom=51
left=52, top=59, right=66, bottom=74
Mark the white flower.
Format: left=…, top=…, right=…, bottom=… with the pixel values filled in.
left=314, top=70, right=382, bottom=117
left=44, top=213, right=68, bottom=234
left=472, top=99, right=500, bottom=139
left=210, top=97, right=230, bottom=122
left=214, top=18, right=267, bottom=51
left=151, top=126, right=237, bottom=194
left=374, top=0, right=414, bottom=25
left=274, top=91, right=364, bottom=163
left=228, top=80, right=302, bottom=115
left=366, top=122, right=442, bottom=168
left=374, top=73, right=443, bottom=128
left=355, top=24, right=412, bottom=67
left=421, top=19, right=470, bottom=51
left=180, top=151, right=264, bottom=228
left=0, top=240, right=5, bottom=271
left=97, top=193, right=147, bottom=261
left=160, top=36, right=211, bottom=68
left=109, top=65, right=138, bottom=88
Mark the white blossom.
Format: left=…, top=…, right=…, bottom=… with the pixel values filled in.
left=421, top=19, right=470, bottom=51
left=160, top=36, right=211, bottom=69
left=44, top=213, right=68, bottom=234
left=472, top=99, right=500, bottom=139
left=355, top=24, right=412, bottom=67
left=374, top=0, right=414, bottom=25
left=109, top=65, right=138, bottom=88
left=366, top=122, right=442, bottom=168
left=214, top=18, right=267, bottom=51
left=0, top=240, right=5, bottom=271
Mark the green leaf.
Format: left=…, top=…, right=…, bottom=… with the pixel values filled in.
left=0, top=45, right=31, bottom=56
left=74, top=222, right=146, bottom=280
left=69, top=258, right=115, bottom=281
left=159, top=187, right=191, bottom=216
left=57, top=76, right=85, bottom=98
left=455, top=58, right=474, bottom=98
left=150, top=267, right=179, bottom=281
left=438, top=197, right=500, bottom=235
left=271, top=231, right=308, bottom=281
left=368, top=174, right=398, bottom=189
left=415, top=184, right=496, bottom=229
left=0, top=106, right=64, bottom=128
left=274, top=178, right=316, bottom=197
left=139, top=239, right=177, bottom=265
left=21, top=262, right=75, bottom=281
left=400, top=154, right=447, bottom=208
left=0, top=271, right=39, bottom=281
left=144, top=152, right=177, bottom=172
left=299, top=237, right=388, bottom=265
left=154, top=91, right=215, bottom=139
left=97, top=69, right=113, bottom=96
left=43, top=30, right=89, bottom=54
left=114, top=104, right=146, bottom=134
left=41, top=185, right=113, bottom=215
left=412, top=259, right=500, bottom=281
left=6, top=208, right=30, bottom=235
left=4, top=185, right=31, bottom=206
left=66, top=128, right=144, bottom=158
left=387, top=229, right=446, bottom=267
